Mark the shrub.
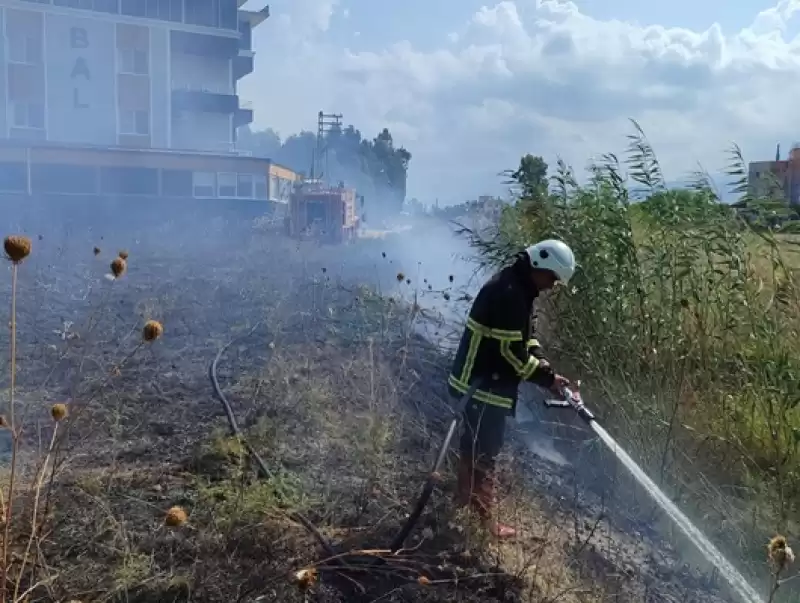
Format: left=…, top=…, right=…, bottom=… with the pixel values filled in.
left=463, top=120, right=800, bottom=575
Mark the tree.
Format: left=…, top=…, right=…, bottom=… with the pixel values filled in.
left=237, top=123, right=412, bottom=218
left=505, top=154, right=548, bottom=199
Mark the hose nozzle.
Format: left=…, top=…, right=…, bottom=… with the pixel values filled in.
left=544, top=385, right=595, bottom=423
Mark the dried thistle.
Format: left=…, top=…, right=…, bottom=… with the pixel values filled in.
left=93, top=246, right=101, bottom=256
left=164, top=506, right=188, bottom=527
left=50, top=403, right=68, bottom=422
left=396, top=272, right=405, bottom=282
left=768, top=535, right=795, bottom=571
left=110, top=257, right=126, bottom=278
left=142, top=320, right=164, bottom=342
left=118, top=250, right=129, bottom=260
left=443, top=293, right=451, bottom=301
left=3, top=235, right=31, bottom=263
left=293, top=568, right=317, bottom=591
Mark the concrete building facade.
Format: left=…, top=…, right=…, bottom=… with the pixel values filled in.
left=0, top=0, right=266, bottom=153
left=748, top=145, right=800, bottom=206
left=0, top=0, right=305, bottom=205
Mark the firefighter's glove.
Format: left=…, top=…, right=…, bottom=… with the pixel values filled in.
left=551, top=374, right=570, bottom=397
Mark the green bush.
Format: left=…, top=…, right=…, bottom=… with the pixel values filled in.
left=464, top=120, right=800, bottom=575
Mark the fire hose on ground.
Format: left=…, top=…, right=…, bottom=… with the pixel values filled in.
left=209, top=332, right=586, bottom=553
left=211, top=337, right=763, bottom=603
left=208, top=327, right=484, bottom=560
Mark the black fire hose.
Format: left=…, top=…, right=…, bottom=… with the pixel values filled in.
left=210, top=327, right=483, bottom=560
left=208, top=325, right=339, bottom=559
left=389, top=379, right=483, bottom=553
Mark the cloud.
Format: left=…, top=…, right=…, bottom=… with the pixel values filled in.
left=241, top=0, right=800, bottom=203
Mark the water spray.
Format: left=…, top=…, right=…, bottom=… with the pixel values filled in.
left=543, top=385, right=764, bottom=603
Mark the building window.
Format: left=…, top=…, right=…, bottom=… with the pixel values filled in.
left=217, top=172, right=237, bottom=197
left=254, top=174, right=267, bottom=199
left=237, top=173, right=254, bottom=198
left=119, top=110, right=149, bottom=135
left=0, top=163, right=27, bottom=193
left=8, top=35, right=43, bottom=65
left=55, top=0, right=119, bottom=10
left=143, top=0, right=182, bottom=20
left=185, top=0, right=219, bottom=28
left=100, top=166, right=158, bottom=195
left=117, top=48, right=148, bottom=75
left=93, top=0, right=120, bottom=13
left=162, top=169, right=193, bottom=196
left=193, top=171, right=215, bottom=197
left=220, top=0, right=237, bottom=29
left=120, top=0, right=146, bottom=16
left=54, top=0, right=91, bottom=8
left=11, top=102, right=45, bottom=129
left=31, top=164, right=99, bottom=195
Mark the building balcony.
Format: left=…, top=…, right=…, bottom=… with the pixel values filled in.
left=239, top=19, right=253, bottom=51
left=234, top=53, right=254, bottom=80
left=240, top=4, right=270, bottom=29
left=234, top=101, right=254, bottom=127
left=170, top=30, right=239, bottom=58
left=172, top=89, right=240, bottom=114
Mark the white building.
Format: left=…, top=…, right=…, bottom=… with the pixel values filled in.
left=0, top=0, right=268, bottom=153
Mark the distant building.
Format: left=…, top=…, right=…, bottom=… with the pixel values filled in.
left=0, top=0, right=295, bottom=204
left=748, top=144, right=800, bottom=206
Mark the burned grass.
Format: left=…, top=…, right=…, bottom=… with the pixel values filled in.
left=0, top=232, right=750, bottom=602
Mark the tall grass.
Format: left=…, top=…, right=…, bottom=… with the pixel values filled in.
left=464, top=120, right=800, bottom=585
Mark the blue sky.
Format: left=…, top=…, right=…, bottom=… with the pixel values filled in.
left=240, top=0, right=800, bottom=203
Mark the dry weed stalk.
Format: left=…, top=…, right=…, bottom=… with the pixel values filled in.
left=1, top=234, right=31, bottom=603
left=13, top=406, right=64, bottom=602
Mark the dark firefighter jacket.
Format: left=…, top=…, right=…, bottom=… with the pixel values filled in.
left=448, top=252, right=555, bottom=415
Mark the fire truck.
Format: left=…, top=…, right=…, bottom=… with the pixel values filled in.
left=285, top=179, right=361, bottom=244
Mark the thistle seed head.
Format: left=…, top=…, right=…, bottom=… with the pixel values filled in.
left=93, top=246, right=101, bottom=256
left=293, top=568, right=317, bottom=591
left=142, top=320, right=163, bottom=342
left=50, top=403, right=68, bottom=422
left=164, top=506, right=188, bottom=527
left=110, top=257, right=126, bottom=278
left=4, top=235, right=31, bottom=263
left=768, top=535, right=795, bottom=571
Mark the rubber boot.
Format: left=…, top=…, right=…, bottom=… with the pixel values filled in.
left=471, top=466, right=517, bottom=540
left=454, top=454, right=474, bottom=508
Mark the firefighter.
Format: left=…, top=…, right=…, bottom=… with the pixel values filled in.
left=448, top=239, right=576, bottom=538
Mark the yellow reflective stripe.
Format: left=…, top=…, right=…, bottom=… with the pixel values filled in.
left=526, top=338, right=541, bottom=349
left=448, top=374, right=513, bottom=409
left=459, top=330, right=482, bottom=384
left=466, top=317, right=523, bottom=342
left=500, top=340, right=539, bottom=379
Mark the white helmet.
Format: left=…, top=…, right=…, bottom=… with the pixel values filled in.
left=525, top=239, right=576, bottom=284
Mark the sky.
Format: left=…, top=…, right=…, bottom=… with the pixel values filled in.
left=239, top=0, right=800, bottom=204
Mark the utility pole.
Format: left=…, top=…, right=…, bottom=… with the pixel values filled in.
left=312, top=111, right=343, bottom=183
